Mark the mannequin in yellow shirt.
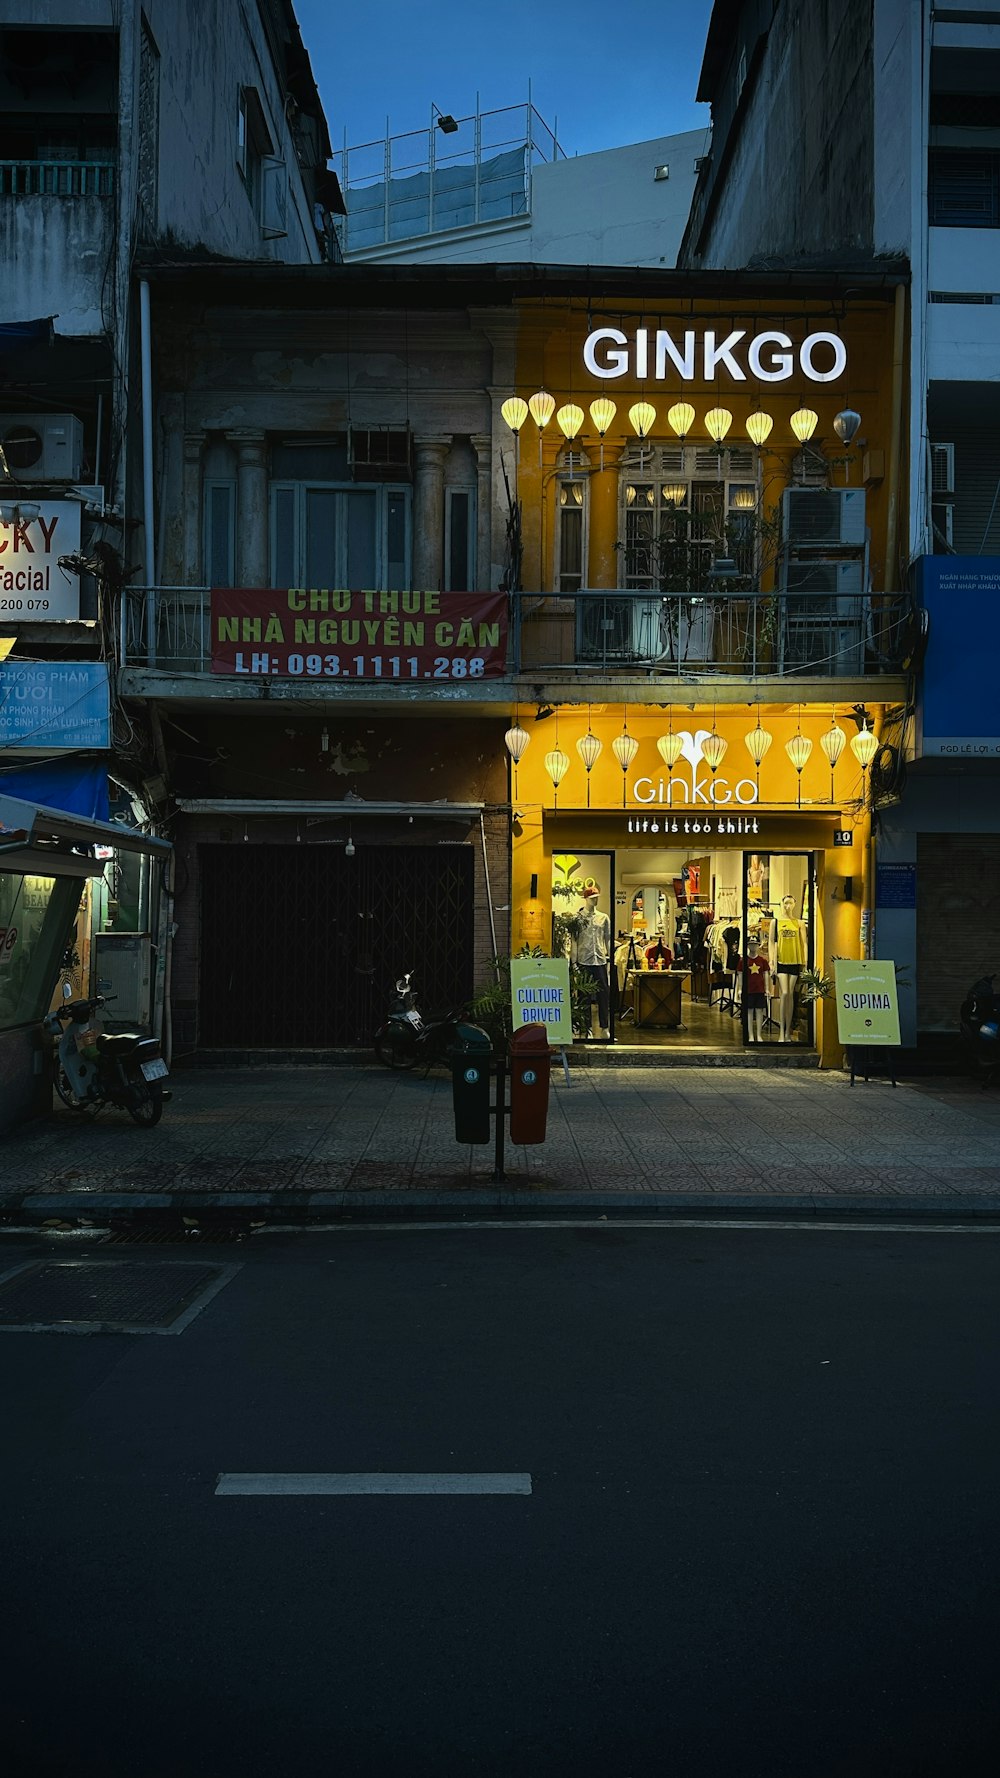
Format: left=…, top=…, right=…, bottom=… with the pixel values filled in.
left=769, top=893, right=807, bottom=1042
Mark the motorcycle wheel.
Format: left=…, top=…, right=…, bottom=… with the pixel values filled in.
left=374, top=1028, right=419, bottom=1071
left=127, top=1081, right=164, bottom=1126
left=54, top=1063, right=90, bottom=1113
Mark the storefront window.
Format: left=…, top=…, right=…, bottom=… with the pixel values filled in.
left=0, top=871, right=81, bottom=1032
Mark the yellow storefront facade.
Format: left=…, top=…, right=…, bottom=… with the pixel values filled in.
left=500, top=276, right=907, bottom=1065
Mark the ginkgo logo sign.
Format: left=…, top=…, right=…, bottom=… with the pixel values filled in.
left=632, top=732, right=759, bottom=807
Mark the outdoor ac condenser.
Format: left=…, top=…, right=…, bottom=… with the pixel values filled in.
left=0, top=413, right=84, bottom=481
left=782, top=487, right=867, bottom=547
left=93, top=933, right=154, bottom=1028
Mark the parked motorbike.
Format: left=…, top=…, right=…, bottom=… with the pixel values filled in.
left=959, top=973, right=1000, bottom=1087
left=373, top=972, right=465, bottom=1071
left=44, top=984, right=172, bottom=1125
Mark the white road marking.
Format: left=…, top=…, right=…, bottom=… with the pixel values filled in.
left=215, top=1472, right=532, bottom=1496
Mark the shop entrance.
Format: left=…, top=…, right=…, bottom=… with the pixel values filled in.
left=553, top=844, right=815, bottom=1051
left=198, top=843, right=474, bottom=1048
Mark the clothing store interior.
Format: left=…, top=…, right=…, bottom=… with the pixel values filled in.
left=557, top=848, right=814, bottom=1050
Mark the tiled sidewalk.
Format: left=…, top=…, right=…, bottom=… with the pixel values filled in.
left=3, top=1064, right=1000, bottom=1216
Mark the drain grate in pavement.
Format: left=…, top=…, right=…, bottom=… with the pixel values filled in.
left=0, top=1260, right=240, bottom=1333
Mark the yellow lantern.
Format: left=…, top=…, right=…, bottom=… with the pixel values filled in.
left=731, top=487, right=756, bottom=511
left=746, top=411, right=774, bottom=448
left=744, top=723, right=773, bottom=767
left=556, top=403, right=584, bottom=442
left=628, top=402, right=656, bottom=440
left=504, top=724, right=531, bottom=763
left=501, top=397, right=528, bottom=435
left=661, top=483, right=687, bottom=507
left=657, top=732, right=684, bottom=769
left=576, top=730, right=602, bottom=772
left=704, top=408, right=733, bottom=445
left=612, top=724, right=639, bottom=807
left=786, top=733, right=813, bottom=771
left=589, top=397, right=616, bottom=436
left=702, top=732, right=728, bottom=773
left=667, top=402, right=695, bottom=442
left=545, top=746, right=570, bottom=807
left=528, top=390, right=555, bottom=430
left=851, top=724, right=879, bottom=768
left=790, top=407, right=818, bottom=444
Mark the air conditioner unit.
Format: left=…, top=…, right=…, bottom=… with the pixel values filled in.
left=782, top=487, right=866, bottom=547
left=0, top=413, right=84, bottom=481
left=781, top=560, right=865, bottom=595
left=930, top=442, right=955, bottom=497
left=577, top=596, right=635, bottom=660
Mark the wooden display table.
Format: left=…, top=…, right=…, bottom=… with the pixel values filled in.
left=633, top=970, right=687, bottom=1029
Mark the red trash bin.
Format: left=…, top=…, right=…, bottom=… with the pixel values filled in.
left=509, top=1021, right=551, bottom=1145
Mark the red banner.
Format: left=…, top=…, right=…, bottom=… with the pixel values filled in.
left=210, top=588, right=508, bottom=681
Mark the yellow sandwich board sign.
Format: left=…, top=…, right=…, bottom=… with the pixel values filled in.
left=834, top=959, right=901, bottom=1046
left=510, top=955, right=573, bottom=1045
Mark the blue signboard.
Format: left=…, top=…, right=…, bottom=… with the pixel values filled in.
left=0, top=662, right=110, bottom=749
left=914, top=557, right=1000, bottom=756
left=876, top=862, right=916, bottom=909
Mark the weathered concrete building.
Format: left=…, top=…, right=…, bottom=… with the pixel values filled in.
left=679, top=0, right=1000, bottom=1055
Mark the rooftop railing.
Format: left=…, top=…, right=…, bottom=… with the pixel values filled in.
left=121, top=586, right=913, bottom=681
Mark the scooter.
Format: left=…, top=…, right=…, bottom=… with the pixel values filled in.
left=44, top=983, right=172, bottom=1125
left=959, top=973, right=1000, bottom=1087
left=373, top=972, right=465, bottom=1072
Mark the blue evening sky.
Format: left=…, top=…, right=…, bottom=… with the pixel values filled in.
left=293, top=0, right=714, bottom=161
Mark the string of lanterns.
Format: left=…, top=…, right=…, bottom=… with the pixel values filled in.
left=500, top=396, right=863, bottom=454
left=504, top=711, right=880, bottom=801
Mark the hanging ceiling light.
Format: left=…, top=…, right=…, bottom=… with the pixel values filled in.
left=731, top=487, right=756, bottom=511
left=501, top=397, right=528, bottom=436
left=786, top=726, right=813, bottom=806
left=528, top=389, right=555, bottom=430
left=702, top=732, right=728, bottom=773
left=833, top=409, right=862, bottom=446
left=746, top=411, right=773, bottom=448
left=704, top=408, right=733, bottom=446
left=850, top=722, right=879, bottom=768
left=589, top=396, right=616, bottom=470
left=786, top=732, right=813, bottom=771
left=790, top=407, right=819, bottom=444
left=628, top=401, right=656, bottom=440
left=656, top=730, right=684, bottom=771
left=661, top=483, right=687, bottom=507
left=577, top=725, right=602, bottom=808
left=667, top=402, right=695, bottom=443
left=612, top=720, right=639, bottom=808
left=504, top=722, right=531, bottom=763
left=744, top=722, right=773, bottom=767
left=556, top=403, right=584, bottom=443
left=820, top=717, right=847, bottom=801
left=544, top=745, right=570, bottom=807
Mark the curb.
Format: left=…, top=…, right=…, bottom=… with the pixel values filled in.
left=8, top=1189, right=1000, bottom=1223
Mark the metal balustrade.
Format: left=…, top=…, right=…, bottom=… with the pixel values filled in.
left=0, top=160, right=115, bottom=197
left=120, top=585, right=912, bottom=680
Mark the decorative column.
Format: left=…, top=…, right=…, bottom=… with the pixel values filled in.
left=412, top=436, right=450, bottom=591
left=228, top=429, right=268, bottom=586
left=181, top=432, right=206, bottom=586
left=471, top=432, right=493, bottom=590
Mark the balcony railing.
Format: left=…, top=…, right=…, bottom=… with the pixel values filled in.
left=120, top=586, right=912, bottom=680
left=0, top=160, right=115, bottom=196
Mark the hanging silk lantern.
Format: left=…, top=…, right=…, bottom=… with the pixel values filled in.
left=504, top=724, right=530, bottom=763
left=501, top=397, right=528, bottom=435
left=701, top=732, right=728, bottom=773
left=704, top=408, right=733, bottom=445
left=528, top=389, right=555, bottom=430
left=790, top=407, right=818, bottom=444
left=628, top=402, right=656, bottom=440
left=850, top=723, right=878, bottom=767
left=576, top=730, right=602, bottom=772
left=657, top=732, right=684, bottom=769
left=746, top=411, right=773, bottom=448
left=667, top=402, right=695, bottom=442
left=556, top=404, right=584, bottom=442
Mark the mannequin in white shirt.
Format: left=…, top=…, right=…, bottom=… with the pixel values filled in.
left=572, top=886, right=612, bottom=1039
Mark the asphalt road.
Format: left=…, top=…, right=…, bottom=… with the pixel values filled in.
left=2, top=1222, right=999, bottom=1778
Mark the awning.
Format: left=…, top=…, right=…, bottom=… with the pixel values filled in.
left=174, top=798, right=484, bottom=818
left=0, top=759, right=109, bottom=822
left=0, top=791, right=171, bottom=876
